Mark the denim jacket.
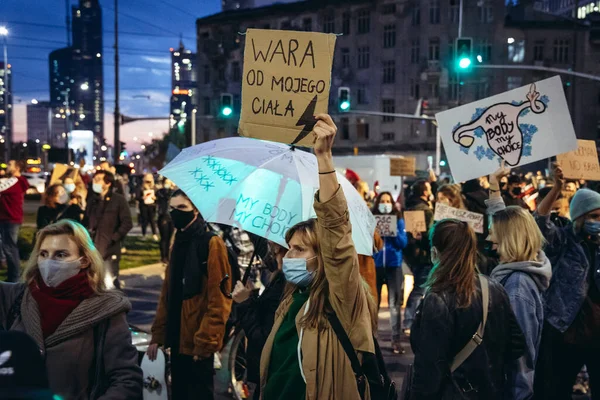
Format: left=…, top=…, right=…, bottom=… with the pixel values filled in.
left=535, top=214, right=600, bottom=333
left=374, top=218, right=408, bottom=268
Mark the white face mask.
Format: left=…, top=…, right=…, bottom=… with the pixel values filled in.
left=57, top=192, right=70, bottom=205
left=64, top=183, right=76, bottom=193
left=378, top=203, right=393, bottom=214
left=92, top=183, right=104, bottom=194
left=38, top=258, right=83, bottom=287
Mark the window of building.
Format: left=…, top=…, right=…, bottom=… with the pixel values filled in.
left=203, top=65, right=210, bottom=84
left=232, top=61, right=240, bottom=81
left=553, top=39, right=569, bottom=63
left=411, top=39, right=420, bottom=64
left=323, top=11, right=335, bottom=33
left=357, top=119, right=370, bottom=140
left=428, top=38, right=440, bottom=61
left=508, top=39, right=525, bottom=63
left=410, top=79, right=420, bottom=99
left=357, top=86, right=368, bottom=104
left=383, top=3, right=396, bottom=14
left=342, top=12, right=351, bottom=34
left=478, top=40, right=492, bottom=62
left=357, top=9, right=371, bottom=34
left=429, top=0, right=441, bottom=24
left=203, top=128, right=210, bottom=142
left=341, top=48, right=350, bottom=68
left=430, top=82, right=439, bottom=98
left=382, top=132, right=395, bottom=141
left=262, top=23, right=271, bottom=29
left=218, top=68, right=225, bottom=81
left=507, top=76, right=522, bottom=91
left=358, top=46, right=370, bottom=69
left=341, top=117, right=350, bottom=140
left=476, top=79, right=490, bottom=99
left=382, top=99, right=395, bottom=122
left=411, top=4, right=421, bottom=26
left=449, top=79, right=463, bottom=101
left=479, top=4, right=494, bottom=23
left=383, top=60, right=396, bottom=84
left=383, top=24, right=396, bottom=48
left=201, top=32, right=210, bottom=52
left=280, top=20, right=292, bottom=30
left=449, top=4, right=459, bottom=23
left=203, top=96, right=211, bottom=115
left=448, top=38, right=455, bottom=60
left=303, top=17, right=312, bottom=31
left=533, top=40, right=545, bottom=61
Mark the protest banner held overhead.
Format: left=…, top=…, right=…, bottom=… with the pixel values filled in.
left=238, top=29, right=337, bottom=147
left=390, top=157, right=416, bottom=177
left=557, top=139, right=600, bottom=181
left=435, top=76, right=577, bottom=182
left=434, top=203, right=484, bottom=234
left=404, top=210, right=426, bottom=233
left=375, top=215, right=398, bottom=237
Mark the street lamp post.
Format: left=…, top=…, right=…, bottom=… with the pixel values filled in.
left=0, top=26, right=9, bottom=161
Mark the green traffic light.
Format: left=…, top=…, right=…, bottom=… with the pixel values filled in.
left=221, top=107, right=233, bottom=117
left=458, top=57, right=471, bottom=69
left=340, top=101, right=350, bottom=111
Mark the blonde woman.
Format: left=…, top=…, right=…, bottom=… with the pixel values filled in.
left=137, top=173, right=158, bottom=241
left=260, top=114, right=377, bottom=400
left=0, top=220, right=142, bottom=399
left=486, top=164, right=552, bottom=400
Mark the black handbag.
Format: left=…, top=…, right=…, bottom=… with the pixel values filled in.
left=326, top=311, right=398, bottom=400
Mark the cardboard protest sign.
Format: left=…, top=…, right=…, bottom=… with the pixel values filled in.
left=434, top=203, right=484, bottom=234
left=50, top=164, right=83, bottom=186
left=557, top=139, right=600, bottom=181
left=375, top=215, right=398, bottom=237
left=435, top=76, right=577, bottom=182
left=239, top=29, right=337, bottom=147
left=390, top=157, right=416, bottom=177
left=404, top=210, right=426, bottom=233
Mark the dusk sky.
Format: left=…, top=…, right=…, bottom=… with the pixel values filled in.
left=3, top=0, right=223, bottom=151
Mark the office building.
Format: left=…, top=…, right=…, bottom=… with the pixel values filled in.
left=222, top=0, right=298, bottom=11
left=196, top=0, right=600, bottom=158
left=0, top=62, right=12, bottom=152
left=170, top=41, right=197, bottom=146
left=27, top=101, right=66, bottom=147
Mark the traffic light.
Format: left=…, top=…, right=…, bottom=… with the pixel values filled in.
left=220, top=93, right=233, bottom=117
left=455, top=38, right=473, bottom=70
left=338, top=87, right=351, bottom=112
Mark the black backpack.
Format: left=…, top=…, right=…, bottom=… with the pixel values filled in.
left=326, top=311, right=398, bottom=400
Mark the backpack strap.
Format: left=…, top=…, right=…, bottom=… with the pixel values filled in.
left=6, top=288, right=25, bottom=330
left=450, top=275, right=489, bottom=373
left=88, top=319, right=109, bottom=400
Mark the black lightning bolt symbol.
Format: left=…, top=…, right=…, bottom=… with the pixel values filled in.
left=290, top=95, right=318, bottom=146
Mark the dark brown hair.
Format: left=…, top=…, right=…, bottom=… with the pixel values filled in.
left=425, top=219, right=478, bottom=308
left=437, top=184, right=466, bottom=210
left=43, top=184, right=63, bottom=208
left=371, top=191, right=402, bottom=218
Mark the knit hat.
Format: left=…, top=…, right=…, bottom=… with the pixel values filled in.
left=0, top=331, right=54, bottom=399
left=570, top=188, right=600, bottom=221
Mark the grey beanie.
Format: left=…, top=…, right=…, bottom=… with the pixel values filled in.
left=570, top=188, right=600, bottom=221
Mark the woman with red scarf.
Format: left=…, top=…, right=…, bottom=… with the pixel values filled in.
left=0, top=220, right=142, bottom=399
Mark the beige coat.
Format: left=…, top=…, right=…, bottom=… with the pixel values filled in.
left=260, top=187, right=375, bottom=400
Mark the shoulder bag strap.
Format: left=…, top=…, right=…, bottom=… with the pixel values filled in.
left=450, top=275, right=489, bottom=373
left=325, top=311, right=364, bottom=377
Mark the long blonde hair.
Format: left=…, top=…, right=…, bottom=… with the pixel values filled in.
left=492, top=206, right=545, bottom=263
left=23, top=220, right=107, bottom=293
left=282, top=219, right=377, bottom=332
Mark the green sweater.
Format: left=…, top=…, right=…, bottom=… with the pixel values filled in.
left=263, top=290, right=310, bottom=400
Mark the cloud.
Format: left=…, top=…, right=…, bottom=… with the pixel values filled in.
left=142, top=56, right=171, bottom=65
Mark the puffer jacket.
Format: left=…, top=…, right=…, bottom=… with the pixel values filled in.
left=535, top=214, right=600, bottom=333
left=0, top=282, right=142, bottom=400
left=374, top=217, right=408, bottom=268
left=410, top=276, right=526, bottom=400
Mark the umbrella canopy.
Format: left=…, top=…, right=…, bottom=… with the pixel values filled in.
left=160, top=137, right=376, bottom=255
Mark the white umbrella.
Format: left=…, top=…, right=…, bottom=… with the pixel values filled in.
left=159, top=137, right=376, bottom=255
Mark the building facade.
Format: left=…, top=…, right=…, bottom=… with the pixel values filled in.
left=0, top=62, right=12, bottom=156
left=170, top=41, right=197, bottom=146
left=195, top=0, right=600, bottom=157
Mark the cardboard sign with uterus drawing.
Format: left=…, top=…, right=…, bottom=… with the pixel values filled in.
left=435, top=76, right=577, bottom=182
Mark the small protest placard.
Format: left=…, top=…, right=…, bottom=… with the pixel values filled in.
left=434, top=203, right=484, bottom=234
left=390, top=157, right=416, bottom=177
left=435, top=76, right=577, bottom=182
left=239, top=29, right=337, bottom=147
left=404, top=210, right=426, bottom=233
left=557, top=139, right=600, bottom=181
left=375, top=215, right=397, bottom=237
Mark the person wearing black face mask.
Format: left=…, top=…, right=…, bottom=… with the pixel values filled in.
left=502, top=174, right=529, bottom=209
left=147, top=189, right=232, bottom=400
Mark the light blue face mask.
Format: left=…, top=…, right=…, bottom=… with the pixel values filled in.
left=584, top=220, right=600, bottom=236
left=282, top=256, right=317, bottom=288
